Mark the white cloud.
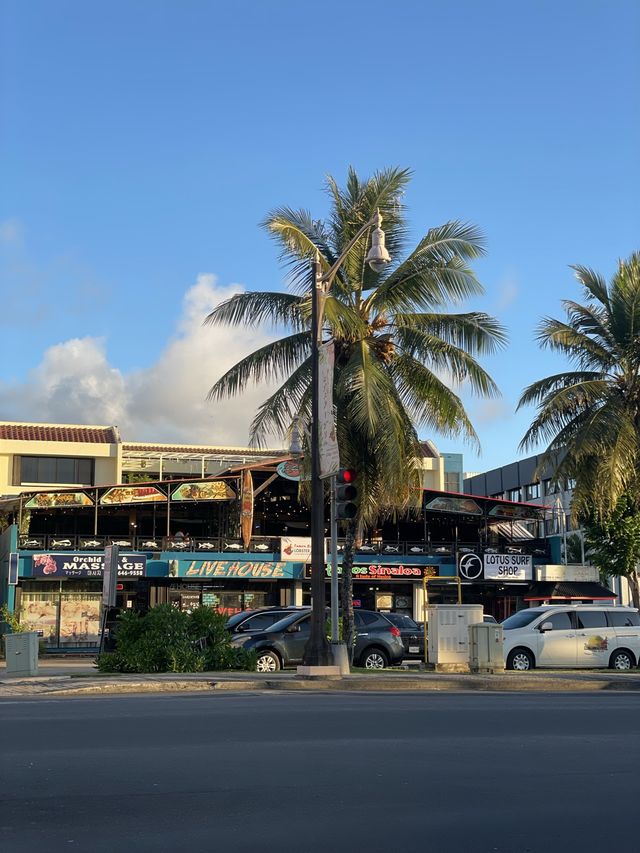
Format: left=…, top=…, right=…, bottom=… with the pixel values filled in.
left=0, top=274, right=284, bottom=447
left=0, top=218, right=22, bottom=246
left=494, top=274, right=519, bottom=311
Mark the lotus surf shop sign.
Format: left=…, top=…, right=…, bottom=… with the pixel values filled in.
left=458, top=552, right=532, bottom=581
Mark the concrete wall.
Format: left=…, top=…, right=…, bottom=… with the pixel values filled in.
left=0, top=439, right=121, bottom=495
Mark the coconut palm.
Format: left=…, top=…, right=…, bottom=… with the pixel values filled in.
left=206, top=167, right=505, bottom=523
left=518, top=252, right=640, bottom=518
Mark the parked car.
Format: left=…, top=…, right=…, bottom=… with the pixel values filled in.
left=381, top=612, right=425, bottom=659
left=502, top=605, right=640, bottom=671
left=231, top=608, right=405, bottom=672
left=483, top=614, right=498, bottom=624
left=225, top=606, right=308, bottom=637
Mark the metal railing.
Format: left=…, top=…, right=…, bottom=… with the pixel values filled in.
left=18, top=534, right=551, bottom=559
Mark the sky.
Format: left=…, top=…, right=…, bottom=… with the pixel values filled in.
left=1, top=0, right=639, bottom=473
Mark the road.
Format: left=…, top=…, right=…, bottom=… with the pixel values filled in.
left=1, top=691, right=638, bottom=853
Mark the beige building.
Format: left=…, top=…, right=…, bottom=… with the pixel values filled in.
left=0, top=421, right=285, bottom=498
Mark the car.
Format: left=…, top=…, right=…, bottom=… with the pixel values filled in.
left=225, top=606, right=308, bottom=637
left=231, top=608, right=405, bottom=672
left=381, top=612, right=425, bottom=659
left=501, top=605, right=640, bottom=671
left=483, top=614, right=498, bottom=624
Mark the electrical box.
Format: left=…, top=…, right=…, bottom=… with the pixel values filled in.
left=3, top=631, right=39, bottom=677
left=427, top=605, right=483, bottom=664
left=469, top=623, right=504, bottom=673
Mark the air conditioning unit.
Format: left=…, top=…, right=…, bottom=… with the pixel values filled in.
left=469, top=623, right=504, bottom=673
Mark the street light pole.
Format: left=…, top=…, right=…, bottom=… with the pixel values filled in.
left=305, top=255, right=332, bottom=665
left=302, top=212, right=391, bottom=669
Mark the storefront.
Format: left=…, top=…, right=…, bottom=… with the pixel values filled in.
left=154, top=558, right=307, bottom=616
left=16, top=551, right=147, bottom=649
left=306, top=562, right=455, bottom=619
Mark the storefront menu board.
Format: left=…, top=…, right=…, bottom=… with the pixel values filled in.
left=31, top=553, right=147, bottom=579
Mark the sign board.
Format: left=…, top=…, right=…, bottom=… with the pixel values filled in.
left=31, top=552, right=147, bottom=579
left=483, top=554, right=532, bottom=580
left=306, top=563, right=439, bottom=580
left=276, top=460, right=307, bottom=482
left=173, top=560, right=306, bottom=580
left=171, top=481, right=234, bottom=501
left=318, top=341, right=340, bottom=478
left=25, top=491, right=94, bottom=509
left=458, top=553, right=533, bottom=581
left=100, top=486, right=166, bottom=505
left=102, top=545, right=119, bottom=609
left=537, top=564, right=599, bottom=583
left=8, top=552, right=19, bottom=585
left=280, top=536, right=317, bottom=562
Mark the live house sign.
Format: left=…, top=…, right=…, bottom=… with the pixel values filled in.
left=458, top=553, right=532, bottom=581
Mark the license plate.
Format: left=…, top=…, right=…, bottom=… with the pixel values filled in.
left=409, top=646, right=420, bottom=654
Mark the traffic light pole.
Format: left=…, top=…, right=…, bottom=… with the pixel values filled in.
left=330, top=474, right=339, bottom=643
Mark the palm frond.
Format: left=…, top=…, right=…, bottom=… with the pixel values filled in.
left=262, top=207, right=339, bottom=292
left=395, top=327, right=501, bottom=397
left=536, top=317, right=614, bottom=370
left=204, top=291, right=307, bottom=331
left=391, top=354, right=480, bottom=448
left=393, top=312, right=508, bottom=356
left=207, top=332, right=310, bottom=401
left=368, top=221, right=486, bottom=314
left=249, top=358, right=312, bottom=446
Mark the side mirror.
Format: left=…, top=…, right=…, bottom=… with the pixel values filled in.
left=539, top=621, right=553, bottom=632
left=286, top=624, right=301, bottom=633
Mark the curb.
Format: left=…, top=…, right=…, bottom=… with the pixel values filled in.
left=4, top=672, right=640, bottom=698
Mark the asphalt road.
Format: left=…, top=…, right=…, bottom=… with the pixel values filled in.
left=1, top=691, right=638, bottom=853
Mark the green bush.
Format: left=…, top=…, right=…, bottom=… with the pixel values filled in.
left=96, top=604, right=257, bottom=674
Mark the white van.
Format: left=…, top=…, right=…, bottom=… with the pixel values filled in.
left=502, top=605, right=640, bottom=671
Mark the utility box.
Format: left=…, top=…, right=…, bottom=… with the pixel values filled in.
left=3, top=632, right=39, bottom=677
left=427, top=605, right=483, bottom=668
left=469, top=623, right=504, bottom=673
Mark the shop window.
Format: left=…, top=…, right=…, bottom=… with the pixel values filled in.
left=17, top=456, right=95, bottom=485
left=507, top=488, right=521, bottom=502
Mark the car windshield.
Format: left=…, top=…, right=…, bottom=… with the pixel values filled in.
left=502, top=610, right=543, bottom=630
left=225, top=610, right=257, bottom=629
left=265, top=611, right=310, bottom=632
left=384, top=613, right=419, bottom=630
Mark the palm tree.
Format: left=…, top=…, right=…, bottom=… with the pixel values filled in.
left=518, top=253, right=640, bottom=518
left=206, top=167, right=505, bottom=527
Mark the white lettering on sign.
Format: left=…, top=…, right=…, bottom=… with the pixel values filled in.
left=483, top=554, right=532, bottom=580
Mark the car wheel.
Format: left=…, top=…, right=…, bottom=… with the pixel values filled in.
left=609, top=649, right=635, bottom=671
left=255, top=651, right=281, bottom=673
left=506, top=648, right=534, bottom=671
left=361, top=648, right=388, bottom=669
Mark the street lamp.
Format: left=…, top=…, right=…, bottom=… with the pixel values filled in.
left=303, top=211, right=391, bottom=668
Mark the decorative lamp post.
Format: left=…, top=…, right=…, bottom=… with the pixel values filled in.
left=303, top=211, right=391, bottom=668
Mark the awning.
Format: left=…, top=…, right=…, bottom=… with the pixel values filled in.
left=525, top=582, right=616, bottom=601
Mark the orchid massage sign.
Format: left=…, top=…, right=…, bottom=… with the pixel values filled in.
left=31, top=553, right=147, bottom=579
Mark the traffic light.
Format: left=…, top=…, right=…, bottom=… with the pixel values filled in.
left=335, top=468, right=358, bottom=520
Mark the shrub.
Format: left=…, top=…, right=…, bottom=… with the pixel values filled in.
left=96, top=604, right=257, bottom=673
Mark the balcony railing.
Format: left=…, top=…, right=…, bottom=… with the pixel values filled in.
left=18, top=534, right=551, bottom=560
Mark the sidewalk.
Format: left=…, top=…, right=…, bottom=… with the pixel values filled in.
left=3, top=658, right=640, bottom=697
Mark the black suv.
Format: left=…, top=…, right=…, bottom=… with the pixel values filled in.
left=231, top=608, right=405, bottom=672
left=225, top=607, right=307, bottom=637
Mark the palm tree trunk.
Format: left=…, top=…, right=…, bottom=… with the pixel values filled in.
left=340, top=526, right=355, bottom=663
left=627, top=570, right=640, bottom=610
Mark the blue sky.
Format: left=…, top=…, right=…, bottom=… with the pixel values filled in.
left=1, top=0, right=639, bottom=472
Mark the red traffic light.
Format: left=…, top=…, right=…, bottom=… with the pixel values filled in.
left=337, top=468, right=356, bottom=484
